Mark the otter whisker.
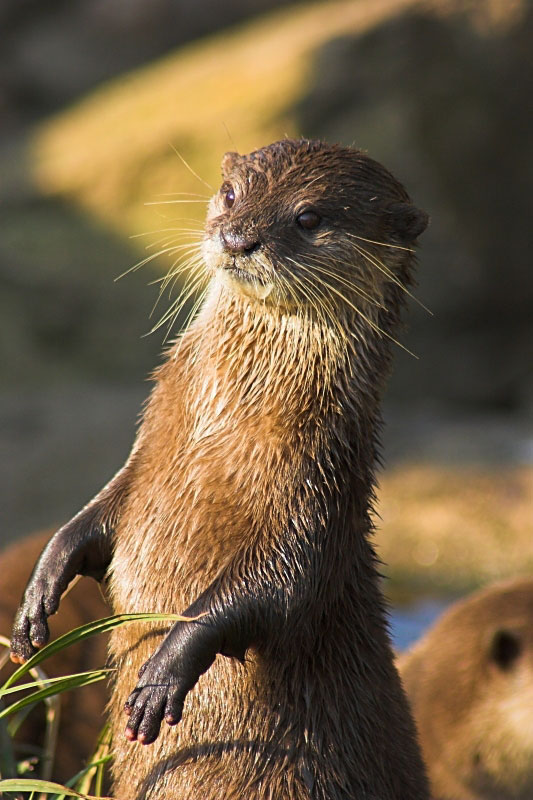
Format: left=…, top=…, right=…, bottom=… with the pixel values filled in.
left=146, top=241, right=203, bottom=258
left=264, top=237, right=343, bottom=340
left=182, top=283, right=209, bottom=330
left=149, top=246, right=204, bottom=275
left=149, top=251, right=204, bottom=316
left=262, top=270, right=321, bottom=397
left=150, top=267, right=207, bottom=337
left=257, top=257, right=306, bottom=376
left=347, top=232, right=415, bottom=253
left=286, top=272, right=348, bottom=403
left=286, top=261, right=347, bottom=350
left=145, top=236, right=204, bottom=255
left=352, top=241, right=403, bottom=289
left=146, top=228, right=204, bottom=245
left=158, top=255, right=204, bottom=295
left=116, top=239, right=204, bottom=282
left=169, top=270, right=207, bottom=329
left=299, top=276, right=336, bottom=332
left=148, top=263, right=205, bottom=331
left=148, top=240, right=204, bottom=258
left=130, top=223, right=206, bottom=239
left=351, top=241, right=432, bottom=315
left=293, top=272, right=348, bottom=350
left=162, top=246, right=206, bottom=286
left=115, top=245, right=199, bottom=281
left=145, top=199, right=210, bottom=206
left=293, top=259, right=418, bottom=358
left=286, top=258, right=353, bottom=330
left=170, top=281, right=210, bottom=362
left=163, top=288, right=208, bottom=348
left=169, top=143, right=214, bottom=191
left=298, top=255, right=386, bottom=310
left=155, top=192, right=211, bottom=199
left=262, top=226, right=384, bottom=311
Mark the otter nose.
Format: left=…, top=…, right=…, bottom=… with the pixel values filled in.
left=221, top=231, right=260, bottom=255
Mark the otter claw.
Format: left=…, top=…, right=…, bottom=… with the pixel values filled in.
left=10, top=593, right=53, bottom=664
left=9, top=651, right=26, bottom=665
left=124, top=683, right=184, bottom=744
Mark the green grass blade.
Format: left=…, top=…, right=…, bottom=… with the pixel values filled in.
left=93, top=759, right=106, bottom=799
left=0, top=671, right=109, bottom=719
left=73, top=722, right=111, bottom=797
left=51, top=755, right=112, bottom=800
left=3, top=611, right=200, bottom=690
left=0, top=670, right=113, bottom=699
left=0, top=778, right=112, bottom=798
left=0, top=712, right=17, bottom=779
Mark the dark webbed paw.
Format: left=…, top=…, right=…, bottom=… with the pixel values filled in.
left=124, top=619, right=223, bottom=744
left=10, top=580, right=61, bottom=663
left=124, top=673, right=186, bottom=745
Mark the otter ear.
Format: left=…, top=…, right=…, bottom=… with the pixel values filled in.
left=221, top=151, right=241, bottom=178
left=385, top=202, right=429, bottom=243
left=490, top=629, right=522, bottom=671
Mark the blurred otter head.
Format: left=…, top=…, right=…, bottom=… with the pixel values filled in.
left=398, top=578, right=533, bottom=800
left=202, top=139, right=428, bottom=323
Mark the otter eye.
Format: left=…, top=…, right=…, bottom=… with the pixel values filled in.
left=297, top=210, right=321, bottom=230
left=490, top=630, right=521, bottom=671
left=224, top=185, right=235, bottom=209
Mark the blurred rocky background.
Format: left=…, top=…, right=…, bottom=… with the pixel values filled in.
left=1, top=0, right=531, bottom=592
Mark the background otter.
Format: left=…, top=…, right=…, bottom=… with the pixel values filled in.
left=11, top=138, right=429, bottom=799
left=0, top=531, right=108, bottom=781
left=398, top=577, right=533, bottom=800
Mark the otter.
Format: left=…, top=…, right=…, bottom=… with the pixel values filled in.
left=398, top=578, right=533, bottom=800
left=1, top=530, right=108, bottom=781
left=11, top=138, right=429, bottom=800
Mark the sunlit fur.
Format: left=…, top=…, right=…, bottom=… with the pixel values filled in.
left=107, top=139, right=429, bottom=799
left=399, top=578, right=533, bottom=800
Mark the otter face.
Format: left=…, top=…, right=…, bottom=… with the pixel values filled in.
left=202, top=138, right=428, bottom=322
left=468, top=625, right=533, bottom=800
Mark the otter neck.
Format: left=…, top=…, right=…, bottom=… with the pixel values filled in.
left=176, top=280, right=389, bottom=439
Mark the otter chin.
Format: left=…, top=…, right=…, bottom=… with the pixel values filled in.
left=218, top=267, right=275, bottom=302
left=11, top=138, right=429, bottom=800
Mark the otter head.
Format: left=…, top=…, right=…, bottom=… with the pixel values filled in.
left=202, top=138, right=428, bottom=330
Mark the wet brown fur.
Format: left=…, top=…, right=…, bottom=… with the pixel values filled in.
left=398, top=578, right=533, bottom=800
left=100, top=140, right=430, bottom=799
left=36, top=139, right=429, bottom=798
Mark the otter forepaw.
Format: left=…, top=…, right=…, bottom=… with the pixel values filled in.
left=124, top=679, right=186, bottom=745
left=123, top=618, right=223, bottom=743
left=10, top=588, right=56, bottom=663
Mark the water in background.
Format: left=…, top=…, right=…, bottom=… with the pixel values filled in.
left=389, top=597, right=450, bottom=652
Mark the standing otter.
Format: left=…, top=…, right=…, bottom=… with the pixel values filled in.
left=11, top=139, right=429, bottom=799
left=398, top=578, right=533, bottom=800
